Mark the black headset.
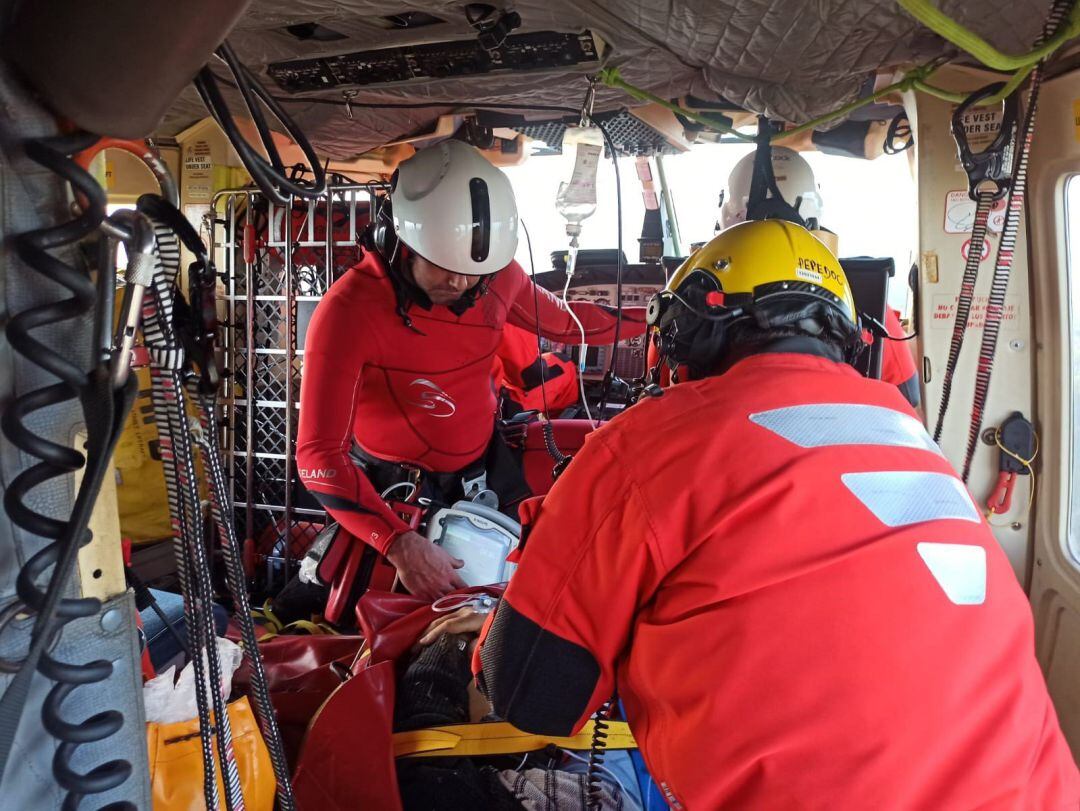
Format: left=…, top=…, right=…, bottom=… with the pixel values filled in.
left=362, top=169, right=400, bottom=260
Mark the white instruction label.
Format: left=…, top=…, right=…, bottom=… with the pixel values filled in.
left=560, top=143, right=602, bottom=207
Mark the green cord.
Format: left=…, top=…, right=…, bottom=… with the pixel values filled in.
left=599, top=1, right=1080, bottom=141
left=599, top=35, right=1050, bottom=142
left=897, top=0, right=1080, bottom=72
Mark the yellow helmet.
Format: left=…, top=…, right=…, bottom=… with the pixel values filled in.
left=646, top=219, right=860, bottom=376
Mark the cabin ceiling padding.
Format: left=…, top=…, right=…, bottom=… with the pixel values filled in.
left=157, top=0, right=1054, bottom=159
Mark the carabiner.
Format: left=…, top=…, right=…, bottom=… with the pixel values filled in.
left=951, top=82, right=1020, bottom=202
left=105, top=209, right=157, bottom=388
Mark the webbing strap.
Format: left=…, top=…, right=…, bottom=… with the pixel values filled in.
left=959, top=2, right=1071, bottom=480
left=935, top=0, right=1073, bottom=482
left=192, top=389, right=298, bottom=810
left=932, top=189, right=995, bottom=445
left=393, top=720, right=637, bottom=759
left=142, top=217, right=244, bottom=811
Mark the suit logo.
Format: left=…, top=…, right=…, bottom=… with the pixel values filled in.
left=407, top=378, right=457, bottom=418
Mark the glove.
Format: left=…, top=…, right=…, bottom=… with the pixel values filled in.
left=496, top=410, right=539, bottom=450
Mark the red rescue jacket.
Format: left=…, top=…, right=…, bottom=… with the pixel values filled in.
left=478, top=350, right=1079, bottom=810
left=493, top=324, right=580, bottom=414
left=296, top=251, right=645, bottom=553
left=881, top=307, right=920, bottom=406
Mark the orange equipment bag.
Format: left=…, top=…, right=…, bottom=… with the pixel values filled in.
left=146, top=696, right=275, bottom=811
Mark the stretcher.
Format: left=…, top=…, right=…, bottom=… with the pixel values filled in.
left=290, top=584, right=637, bottom=809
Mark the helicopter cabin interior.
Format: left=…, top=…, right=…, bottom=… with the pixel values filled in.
left=1, top=0, right=1080, bottom=808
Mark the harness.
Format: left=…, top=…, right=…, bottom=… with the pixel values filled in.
left=934, top=0, right=1073, bottom=481
left=350, top=442, right=497, bottom=509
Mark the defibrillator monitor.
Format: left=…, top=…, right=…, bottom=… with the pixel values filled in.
left=426, top=502, right=522, bottom=586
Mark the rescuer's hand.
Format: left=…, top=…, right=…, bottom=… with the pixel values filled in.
left=387, top=530, right=467, bottom=601
left=418, top=607, right=487, bottom=646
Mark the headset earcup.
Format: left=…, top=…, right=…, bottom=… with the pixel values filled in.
left=362, top=223, right=397, bottom=258
left=374, top=224, right=391, bottom=255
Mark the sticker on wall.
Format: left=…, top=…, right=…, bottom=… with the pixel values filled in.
left=944, top=190, right=1006, bottom=234
left=960, top=237, right=992, bottom=264
left=931, top=294, right=1021, bottom=331
left=951, top=104, right=1004, bottom=171
left=183, top=139, right=214, bottom=204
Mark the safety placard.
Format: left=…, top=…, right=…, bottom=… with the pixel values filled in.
left=183, top=139, right=214, bottom=203
left=931, top=294, right=1021, bottom=330
left=951, top=104, right=1004, bottom=173
left=944, top=189, right=1006, bottom=234
left=952, top=104, right=1004, bottom=152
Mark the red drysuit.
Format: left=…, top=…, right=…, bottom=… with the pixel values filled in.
left=296, top=250, right=645, bottom=554
left=478, top=349, right=1079, bottom=810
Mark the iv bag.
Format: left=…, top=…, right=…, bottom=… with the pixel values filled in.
left=556, top=127, right=603, bottom=228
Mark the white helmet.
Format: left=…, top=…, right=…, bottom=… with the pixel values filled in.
left=391, top=140, right=519, bottom=276
left=718, top=147, right=824, bottom=231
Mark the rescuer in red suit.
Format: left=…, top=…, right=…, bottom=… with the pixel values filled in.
left=296, top=140, right=645, bottom=600
left=470, top=220, right=1079, bottom=809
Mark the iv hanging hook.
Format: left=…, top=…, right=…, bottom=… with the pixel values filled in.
left=580, top=75, right=599, bottom=128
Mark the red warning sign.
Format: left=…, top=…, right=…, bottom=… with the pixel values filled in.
left=961, top=238, right=991, bottom=264
left=931, top=294, right=1021, bottom=330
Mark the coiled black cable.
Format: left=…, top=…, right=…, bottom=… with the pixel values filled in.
left=586, top=698, right=614, bottom=809
left=0, top=132, right=136, bottom=809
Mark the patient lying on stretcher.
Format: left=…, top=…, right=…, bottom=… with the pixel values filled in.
left=393, top=607, right=643, bottom=811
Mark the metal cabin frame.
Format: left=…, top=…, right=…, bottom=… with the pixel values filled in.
left=210, top=182, right=389, bottom=592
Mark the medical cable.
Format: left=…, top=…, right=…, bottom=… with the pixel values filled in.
left=560, top=261, right=597, bottom=427
left=560, top=747, right=629, bottom=803
left=594, top=118, right=625, bottom=419
left=523, top=219, right=570, bottom=467
left=586, top=698, right=614, bottom=809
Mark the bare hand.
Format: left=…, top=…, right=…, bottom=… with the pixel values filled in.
left=386, top=530, right=466, bottom=601
left=418, top=607, right=488, bottom=646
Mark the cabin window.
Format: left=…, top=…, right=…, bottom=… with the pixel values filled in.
left=505, top=144, right=916, bottom=311
left=1065, top=175, right=1080, bottom=566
